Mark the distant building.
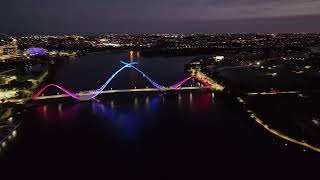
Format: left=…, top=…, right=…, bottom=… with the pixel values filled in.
left=213, top=56, right=225, bottom=62
left=24, top=47, right=48, bottom=56
left=0, top=39, right=18, bottom=56
left=310, top=46, right=320, bottom=54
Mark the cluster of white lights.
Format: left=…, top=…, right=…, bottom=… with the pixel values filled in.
left=0, top=116, right=20, bottom=154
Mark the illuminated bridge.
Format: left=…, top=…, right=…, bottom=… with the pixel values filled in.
left=31, top=61, right=213, bottom=101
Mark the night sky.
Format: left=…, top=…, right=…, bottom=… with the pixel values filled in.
left=2, top=0, right=320, bottom=33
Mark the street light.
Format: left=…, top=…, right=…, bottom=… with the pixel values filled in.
left=12, top=130, right=17, bottom=137
left=8, top=117, right=13, bottom=122
left=1, top=141, right=6, bottom=148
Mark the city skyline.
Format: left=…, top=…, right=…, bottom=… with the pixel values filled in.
left=2, top=0, right=320, bottom=33
left=1, top=26, right=320, bottom=179
left=1, top=2, right=320, bottom=178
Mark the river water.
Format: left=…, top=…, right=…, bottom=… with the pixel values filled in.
left=0, top=52, right=319, bottom=179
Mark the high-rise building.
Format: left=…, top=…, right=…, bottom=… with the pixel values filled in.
left=0, top=39, right=18, bottom=56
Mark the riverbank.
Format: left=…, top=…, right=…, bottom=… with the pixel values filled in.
left=190, top=63, right=320, bottom=153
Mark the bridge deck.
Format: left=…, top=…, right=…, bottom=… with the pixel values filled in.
left=34, top=87, right=209, bottom=100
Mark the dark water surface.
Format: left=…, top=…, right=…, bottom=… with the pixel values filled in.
left=1, top=52, right=319, bottom=179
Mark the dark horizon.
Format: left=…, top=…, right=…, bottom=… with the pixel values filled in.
left=2, top=0, right=320, bottom=33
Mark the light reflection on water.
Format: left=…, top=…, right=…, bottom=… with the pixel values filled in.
left=92, top=101, right=140, bottom=141
left=35, top=103, right=81, bottom=123
left=32, top=93, right=214, bottom=142
left=90, top=94, right=164, bottom=141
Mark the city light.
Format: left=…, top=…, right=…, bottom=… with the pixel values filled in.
left=1, top=28, right=320, bottom=178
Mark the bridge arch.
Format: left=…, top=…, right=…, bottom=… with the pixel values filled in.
left=120, top=61, right=194, bottom=89
left=171, top=76, right=194, bottom=89
left=32, top=61, right=196, bottom=100
left=90, top=62, right=139, bottom=98
left=32, top=84, right=80, bottom=100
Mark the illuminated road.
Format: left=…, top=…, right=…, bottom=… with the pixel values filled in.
left=2, top=86, right=210, bottom=103
left=0, top=68, right=16, bottom=75
left=246, top=91, right=300, bottom=96
left=237, top=97, right=320, bottom=153
left=191, top=69, right=225, bottom=91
